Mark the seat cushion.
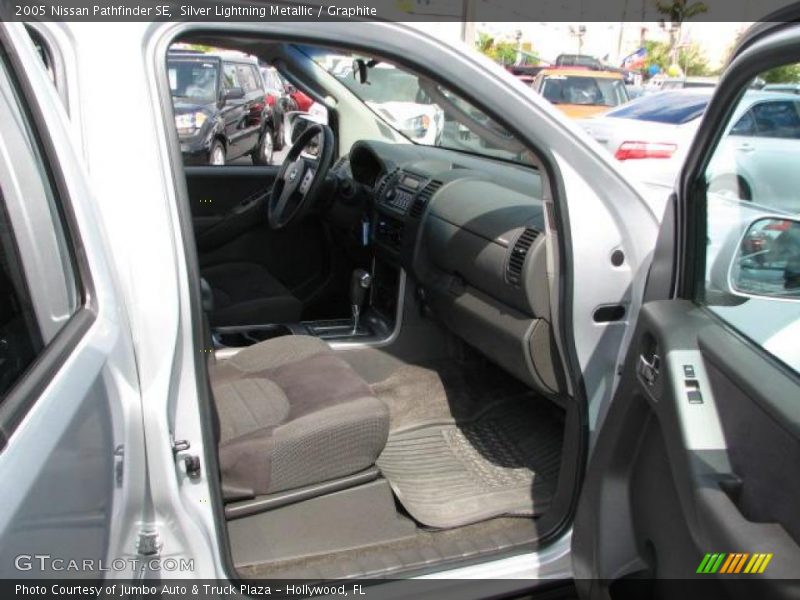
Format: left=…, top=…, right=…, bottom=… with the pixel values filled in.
left=202, top=262, right=302, bottom=327
left=211, top=336, right=390, bottom=498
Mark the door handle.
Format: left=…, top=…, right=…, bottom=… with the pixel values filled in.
left=638, top=353, right=660, bottom=387
left=232, top=189, right=268, bottom=215
left=736, top=143, right=755, bottom=153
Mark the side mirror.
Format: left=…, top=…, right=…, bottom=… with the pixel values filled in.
left=222, top=87, right=245, bottom=102
left=727, top=217, right=800, bottom=300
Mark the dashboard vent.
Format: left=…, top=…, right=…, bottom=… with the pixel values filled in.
left=409, top=179, right=442, bottom=218
left=375, top=167, right=400, bottom=199
left=506, top=228, right=540, bottom=286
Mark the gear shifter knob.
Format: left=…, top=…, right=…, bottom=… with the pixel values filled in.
left=350, top=268, right=372, bottom=333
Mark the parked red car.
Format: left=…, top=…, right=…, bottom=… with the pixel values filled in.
left=288, top=84, right=314, bottom=112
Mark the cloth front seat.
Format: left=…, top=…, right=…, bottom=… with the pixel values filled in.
left=210, top=336, right=389, bottom=499
left=201, top=262, right=303, bottom=327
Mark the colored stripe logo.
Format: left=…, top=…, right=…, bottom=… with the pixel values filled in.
left=697, top=553, right=773, bottom=574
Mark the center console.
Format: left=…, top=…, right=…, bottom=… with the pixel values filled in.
left=372, top=169, right=433, bottom=262
left=212, top=261, right=403, bottom=353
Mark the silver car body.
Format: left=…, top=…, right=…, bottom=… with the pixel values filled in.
left=1, top=19, right=659, bottom=583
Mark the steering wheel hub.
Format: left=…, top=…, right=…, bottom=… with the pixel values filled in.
left=268, top=123, right=334, bottom=229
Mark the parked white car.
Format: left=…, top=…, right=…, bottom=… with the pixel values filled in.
left=579, top=89, right=712, bottom=196
left=708, top=91, right=800, bottom=211
left=365, top=100, right=443, bottom=145
left=582, top=89, right=800, bottom=213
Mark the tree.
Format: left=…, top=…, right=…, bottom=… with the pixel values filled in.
left=643, top=40, right=711, bottom=76
left=476, top=32, right=494, bottom=54
left=676, top=44, right=711, bottom=76
left=719, top=28, right=800, bottom=80
left=492, top=41, right=520, bottom=65
left=654, top=0, right=708, bottom=64
left=187, top=44, right=215, bottom=53
left=654, top=0, right=709, bottom=25
left=475, top=32, right=535, bottom=66
left=762, top=64, right=800, bottom=84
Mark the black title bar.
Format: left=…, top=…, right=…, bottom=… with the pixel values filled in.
left=2, top=0, right=799, bottom=23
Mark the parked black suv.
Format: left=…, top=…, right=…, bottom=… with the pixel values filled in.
left=168, top=52, right=274, bottom=165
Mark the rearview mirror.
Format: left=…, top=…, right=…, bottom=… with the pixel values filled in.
left=729, top=217, right=800, bottom=300
left=352, top=58, right=368, bottom=84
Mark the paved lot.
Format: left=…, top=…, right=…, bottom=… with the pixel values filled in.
left=230, top=146, right=288, bottom=166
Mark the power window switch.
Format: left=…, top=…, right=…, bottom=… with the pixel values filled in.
left=687, top=389, right=704, bottom=404
left=685, top=379, right=703, bottom=404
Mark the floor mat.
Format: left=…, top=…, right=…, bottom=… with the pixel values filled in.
left=377, top=400, right=563, bottom=529
left=369, top=360, right=534, bottom=431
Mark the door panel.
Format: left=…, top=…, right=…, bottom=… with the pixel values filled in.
left=699, top=328, right=800, bottom=547
left=185, top=166, right=331, bottom=300
left=187, top=165, right=278, bottom=244
left=574, top=300, right=800, bottom=597
left=574, top=20, right=800, bottom=598
left=0, top=23, right=144, bottom=578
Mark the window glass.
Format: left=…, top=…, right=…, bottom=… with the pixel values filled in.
left=267, top=70, right=282, bottom=90
left=0, top=52, right=80, bottom=399
left=0, top=201, right=43, bottom=397
left=222, top=63, right=238, bottom=89
left=730, top=110, right=756, bottom=136
left=539, top=75, right=628, bottom=107
left=302, top=46, right=535, bottom=167
left=168, top=58, right=219, bottom=104
left=750, top=100, right=800, bottom=139
left=236, top=65, right=259, bottom=93
left=701, top=67, right=800, bottom=373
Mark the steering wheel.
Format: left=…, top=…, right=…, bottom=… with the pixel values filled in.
left=268, top=123, right=334, bottom=229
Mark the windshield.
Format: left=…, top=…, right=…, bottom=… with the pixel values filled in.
left=301, top=47, right=533, bottom=167
left=540, top=75, right=627, bottom=107
left=168, top=59, right=219, bottom=104
left=607, top=91, right=709, bottom=124
left=343, top=67, right=421, bottom=104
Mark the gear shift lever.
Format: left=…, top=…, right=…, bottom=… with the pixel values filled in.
left=350, top=268, right=372, bottom=334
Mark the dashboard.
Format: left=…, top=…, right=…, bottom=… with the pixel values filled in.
left=331, top=140, right=562, bottom=398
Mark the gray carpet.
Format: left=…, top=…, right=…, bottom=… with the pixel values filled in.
left=377, top=399, right=563, bottom=529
